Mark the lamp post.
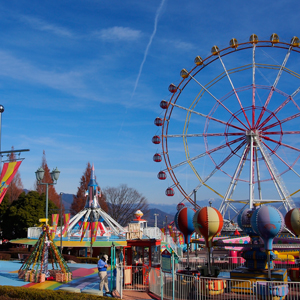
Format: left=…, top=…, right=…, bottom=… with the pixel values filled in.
left=35, top=167, right=60, bottom=224
left=60, top=192, right=63, bottom=255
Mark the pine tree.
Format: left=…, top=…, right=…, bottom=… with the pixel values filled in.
left=35, top=150, right=61, bottom=210
left=71, top=162, right=107, bottom=215
left=7, top=147, right=24, bottom=203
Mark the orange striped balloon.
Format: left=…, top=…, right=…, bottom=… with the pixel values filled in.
left=193, top=206, right=223, bottom=248
left=285, top=208, right=300, bottom=237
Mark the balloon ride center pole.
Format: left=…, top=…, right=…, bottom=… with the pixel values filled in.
left=187, top=243, right=190, bottom=271
left=267, top=250, right=271, bottom=280
left=207, top=247, right=211, bottom=276
left=194, top=190, right=197, bottom=258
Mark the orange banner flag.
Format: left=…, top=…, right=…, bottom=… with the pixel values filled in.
left=91, top=221, right=98, bottom=245
left=0, top=161, right=22, bottom=205
left=51, top=214, right=59, bottom=240
left=62, top=213, right=70, bottom=237
left=81, top=221, right=89, bottom=242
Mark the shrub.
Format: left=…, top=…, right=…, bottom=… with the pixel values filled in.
left=0, top=286, right=112, bottom=300
left=77, top=257, right=98, bottom=264
left=0, top=253, right=11, bottom=260
left=62, top=254, right=80, bottom=263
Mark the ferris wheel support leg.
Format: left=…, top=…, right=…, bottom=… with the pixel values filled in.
left=256, top=137, right=294, bottom=211
left=249, top=135, right=254, bottom=209
left=255, top=148, right=263, bottom=200
left=220, top=144, right=249, bottom=216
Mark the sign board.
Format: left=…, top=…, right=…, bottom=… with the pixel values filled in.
left=161, top=249, right=172, bottom=273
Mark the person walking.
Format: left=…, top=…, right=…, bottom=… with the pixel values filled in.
left=98, top=254, right=109, bottom=294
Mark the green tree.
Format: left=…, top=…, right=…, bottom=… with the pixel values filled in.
left=1, top=191, right=57, bottom=239
left=0, top=194, right=10, bottom=238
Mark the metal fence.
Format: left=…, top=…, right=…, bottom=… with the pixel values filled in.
left=117, top=258, right=300, bottom=298
left=178, top=257, right=246, bottom=272
left=149, top=269, right=300, bottom=300
left=121, top=265, right=150, bottom=291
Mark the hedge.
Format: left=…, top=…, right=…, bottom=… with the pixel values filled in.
left=0, top=286, right=112, bottom=300
left=62, top=254, right=81, bottom=263
left=77, top=257, right=98, bottom=264
left=0, top=254, right=11, bottom=260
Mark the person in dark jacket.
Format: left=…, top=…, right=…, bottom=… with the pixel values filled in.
left=97, top=254, right=109, bottom=293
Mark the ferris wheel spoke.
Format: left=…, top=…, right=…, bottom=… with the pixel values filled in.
left=255, top=148, right=262, bottom=200
left=216, top=140, right=247, bottom=169
left=263, top=130, right=300, bottom=135
left=261, top=141, right=300, bottom=178
left=261, top=112, right=300, bottom=131
left=207, top=136, right=245, bottom=155
left=258, top=96, right=292, bottom=130
left=252, top=44, right=256, bottom=127
left=172, top=102, right=246, bottom=132
left=222, top=143, right=249, bottom=205
left=218, top=53, right=251, bottom=128
left=166, top=132, right=244, bottom=138
left=163, top=136, right=245, bottom=172
left=255, top=46, right=293, bottom=127
left=261, top=135, right=300, bottom=152
left=256, top=138, right=295, bottom=211
left=187, top=73, right=249, bottom=129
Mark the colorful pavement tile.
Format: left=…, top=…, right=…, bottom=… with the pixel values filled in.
left=0, top=260, right=112, bottom=296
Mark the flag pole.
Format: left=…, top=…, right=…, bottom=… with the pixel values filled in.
left=0, top=105, right=4, bottom=174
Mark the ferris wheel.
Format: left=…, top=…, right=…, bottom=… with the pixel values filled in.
left=153, top=34, right=300, bottom=220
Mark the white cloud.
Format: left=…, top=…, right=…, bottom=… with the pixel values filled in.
left=95, top=26, right=141, bottom=41
left=0, top=50, right=84, bottom=90
left=19, top=15, right=73, bottom=38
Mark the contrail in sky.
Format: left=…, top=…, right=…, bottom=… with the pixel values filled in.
left=131, top=0, right=166, bottom=99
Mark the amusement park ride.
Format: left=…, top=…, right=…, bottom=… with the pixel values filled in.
left=153, top=33, right=300, bottom=220
left=153, top=34, right=300, bottom=296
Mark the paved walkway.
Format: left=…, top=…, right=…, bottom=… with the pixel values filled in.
left=122, top=290, right=155, bottom=300
left=0, top=260, right=157, bottom=299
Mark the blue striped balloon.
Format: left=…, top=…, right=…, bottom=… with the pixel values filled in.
left=174, top=207, right=195, bottom=244
left=250, top=205, right=284, bottom=250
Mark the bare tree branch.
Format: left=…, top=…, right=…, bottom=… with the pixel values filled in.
left=103, top=184, right=149, bottom=226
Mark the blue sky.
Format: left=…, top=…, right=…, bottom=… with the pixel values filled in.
left=1, top=0, right=300, bottom=207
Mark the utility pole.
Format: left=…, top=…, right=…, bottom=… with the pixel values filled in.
left=194, top=189, right=197, bottom=257
left=165, top=215, right=168, bottom=242
left=60, top=192, right=63, bottom=255
left=154, top=213, right=159, bottom=227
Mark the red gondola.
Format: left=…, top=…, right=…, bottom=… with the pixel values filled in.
left=168, top=83, right=177, bottom=93
left=153, top=153, right=162, bottom=162
left=157, top=171, right=167, bottom=180
left=160, top=100, right=168, bottom=109
left=165, top=187, right=175, bottom=196
left=152, top=135, right=161, bottom=144
left=154, top=117, right=163, bottom=126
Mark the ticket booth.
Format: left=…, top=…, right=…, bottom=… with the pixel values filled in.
left=122, top=239, right=161, bottom=286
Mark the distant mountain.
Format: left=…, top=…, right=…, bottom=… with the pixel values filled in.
left=61, top=193, right=74, bottom=211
